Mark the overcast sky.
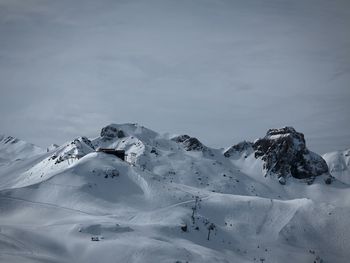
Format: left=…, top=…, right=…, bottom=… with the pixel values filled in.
left=0, top=0, right=349, bottom=154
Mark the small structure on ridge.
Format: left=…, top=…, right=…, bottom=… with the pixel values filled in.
left=96, top=148, right=126, bottom=161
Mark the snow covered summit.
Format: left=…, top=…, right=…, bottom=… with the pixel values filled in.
left=171, top=134, right=207, bottom=151
left=0, top=134, right=43, bottom=165
left=0, top=124, right=348, bottom=263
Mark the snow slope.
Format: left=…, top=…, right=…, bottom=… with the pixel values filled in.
left=0, top=135, right=43, bottom=166
left=0, top=124, right=349, bottom=263
left=323, top=149, right=350, bottom=185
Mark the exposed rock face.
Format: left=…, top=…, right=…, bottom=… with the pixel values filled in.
left=80, top=137, right=95, bottom=150
left=172, top=135, right=190, bottom=143
left=49, top=137, right=95, bottom=164
left=100, top=125, right=125, bottom=140
left=224, top=141, right=254, bottom=158
left=253, top=127, right=328, bottom=179
left=172, top=135, right=206, bottom=151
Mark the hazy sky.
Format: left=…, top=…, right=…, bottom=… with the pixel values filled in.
left=0, top=0, right=349, bottom=154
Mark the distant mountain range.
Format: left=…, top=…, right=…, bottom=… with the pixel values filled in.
left=0, top=124, right=349, bottom=263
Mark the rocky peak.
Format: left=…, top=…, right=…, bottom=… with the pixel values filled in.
left=100, top=125, right=125, bottom=140
left=0, top=134, right=44, bottom=164
left=172, top=135, right=190, bottom=143
left=252, top=127, right=328, bottom=180
left=172, top=135, right=206, bottom=151
left=49, top=137, right=95, bottom=164
left=224, top=141, right=254, bottom=158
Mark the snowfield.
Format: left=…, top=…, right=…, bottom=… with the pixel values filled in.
left=0, top=124, right=349, bottom=263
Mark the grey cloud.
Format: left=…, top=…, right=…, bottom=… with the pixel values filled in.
left=0, top=0, right=349, bottom=154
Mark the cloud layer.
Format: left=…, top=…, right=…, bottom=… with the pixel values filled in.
left=0, top=0, right=349, bottom=153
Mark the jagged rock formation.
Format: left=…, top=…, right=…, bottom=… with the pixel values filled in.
left=224, top=127, right=329, bottom=181
left=0, top=123, right=348, bottom=263
left=224, top=141, right=253, bottom=158
left=100, top=125, right=125, bottom=140
left=171, top=135, right=206, bottom=151
left=49, top=137, right=95, bottom=164
left=253, top=127, right=328, bottom=179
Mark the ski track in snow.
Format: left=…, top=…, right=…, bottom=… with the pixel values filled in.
left=0, top=195, right=103, bottom=216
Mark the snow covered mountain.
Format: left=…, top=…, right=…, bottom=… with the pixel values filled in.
left=0, top=135, right=44, bottom=166
left=323, top=148, right=350, bottom=185
left=0, top=124, right=349, bottom=263
left=224, top=127, right=330, bottom=185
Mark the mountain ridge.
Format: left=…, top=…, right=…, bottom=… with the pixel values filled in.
left=0, top=124, right=349, bottom=263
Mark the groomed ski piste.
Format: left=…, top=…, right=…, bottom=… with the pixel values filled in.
left=0, top=124, right=349, bottom=263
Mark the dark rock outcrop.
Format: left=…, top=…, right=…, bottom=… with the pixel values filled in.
left=172, top=135, right=190, bottom=143
left=252, top=127, right=328, bottom=179
left=224, top=141, right=254, bottom=158
left=80, top=137, right=95, bottom=150
left=100, top=125, right=125, bottom=140
left=172, top=135, right=206, bottom=151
